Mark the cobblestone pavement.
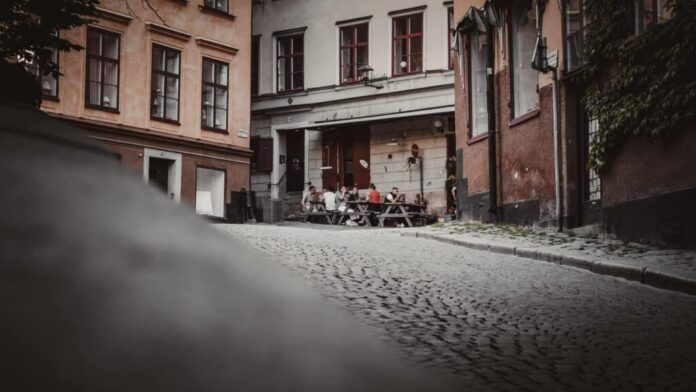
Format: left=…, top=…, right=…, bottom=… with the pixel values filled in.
left=218, top=224, right=696, bottom=391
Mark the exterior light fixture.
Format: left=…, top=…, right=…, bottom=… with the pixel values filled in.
left=400, top=60, right=407, bottom=69
left=358, top=64, right=383, bottom=89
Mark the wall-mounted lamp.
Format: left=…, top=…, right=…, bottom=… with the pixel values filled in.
left=358, top=64, right=383, bottom=89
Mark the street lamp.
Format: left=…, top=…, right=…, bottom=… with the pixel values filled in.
left=358, top=64, right=383, bottom=89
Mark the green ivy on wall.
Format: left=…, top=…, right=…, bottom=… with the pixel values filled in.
left=583, top=0, right=696, bottom=171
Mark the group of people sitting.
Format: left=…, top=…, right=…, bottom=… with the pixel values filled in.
left=301, top=183, right=424, bottom=213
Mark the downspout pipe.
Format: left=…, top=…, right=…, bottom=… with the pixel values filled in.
left=551, top=67, right=563, bottom=231
left=485, top=27, right=499, bottom=222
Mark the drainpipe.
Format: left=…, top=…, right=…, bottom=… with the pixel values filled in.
left=419, top=156, right=424, bottom=203
left=485, top=27, right=499, bottom=222
left=551, top=67, right=563, bottom=231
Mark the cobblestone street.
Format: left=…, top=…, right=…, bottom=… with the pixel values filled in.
left=219, top=224, right=696, bottom=391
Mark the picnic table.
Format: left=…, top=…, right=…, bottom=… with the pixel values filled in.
left=336, top=200, right=375, bottom=227
left=303, top=200, right=334, bottom=224
left=377, top=202, right=427, bottom=228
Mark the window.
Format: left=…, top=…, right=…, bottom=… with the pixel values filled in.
left=276, top=34, right=304, bottom=92
left=195, top=167, right=226, bottom=218
left=86, top=29, right=120, bottom=110
left=635, top=0, right=671, bottom=35
left=564, top=0, right=586, bottom=71
left=447, top=7, right=455, bottom=70
left=203, top=0, right=228, bottom=13
left=251, top=36, right=260, bottom=96
left=250, top=137, right=273, bottom=172
left=201, top=58, right=228, bottom=131
left=468, top=33, right=488, bottom=138
left=392, top=13, right=423, bottom=76
left=510, top=2, right=538, bottom=118
left=339, top=23, right=369, bottom=84
left=25, top=46, right=59, bottom=99
left=151, top=45, right=180, bottom=122
left=587, top=117, right=601, bottom=201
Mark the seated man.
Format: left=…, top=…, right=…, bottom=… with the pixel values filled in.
left=323, top=186, right=338, bottom=211
left=385, top=187, right=405, bottom=203
left=301, top=185, right=318, bottom=212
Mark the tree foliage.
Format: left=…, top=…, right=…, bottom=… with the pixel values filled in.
left=583, top=0, right=696, bottom=171
left=0, top=0, right=98, bottom=106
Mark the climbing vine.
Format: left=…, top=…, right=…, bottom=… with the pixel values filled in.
left=583, top=0, right=696, bottom=171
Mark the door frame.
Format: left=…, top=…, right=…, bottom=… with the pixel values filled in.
left=143, top=148, right=182, bottom=202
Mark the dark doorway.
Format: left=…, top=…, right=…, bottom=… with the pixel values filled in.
left=322, top=127, right=370, bottom=190
left=286, top=130, right=305, bottom=192
left=148, top=158, right=171, bottom=194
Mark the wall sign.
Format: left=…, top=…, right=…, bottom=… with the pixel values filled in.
left=237, top=128, right=249, bottom=138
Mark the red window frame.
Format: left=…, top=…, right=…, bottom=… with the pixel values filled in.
left=276, top=34, right=304, bottom=92
left=339, top=23, right=369, bottom=84
left=392, top=13, right=424, bottom=76
left=447, top=7, right=455, bottom=70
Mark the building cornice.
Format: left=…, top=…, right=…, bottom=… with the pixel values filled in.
left=94, top=7, right=133, bottom=25
left=252, top=82, right=454, bottom=116
left=47, top=113, right=253, bottom=158
left=146, top=22, right=192, bottom=41
left=196, top=37, right=239, bottom=55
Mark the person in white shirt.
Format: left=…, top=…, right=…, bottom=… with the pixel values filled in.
left=323, top=186, right=338, bottom=211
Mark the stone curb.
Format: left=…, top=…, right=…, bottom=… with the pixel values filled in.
left=401, top=232, right=696, bottom=297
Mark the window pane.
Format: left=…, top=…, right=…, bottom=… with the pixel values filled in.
left=410, top=37, right=422, bottom=54
left=87, top=31, right=100, bottom=55
left=214, top=87, right=227, bottom=109
left=356, top=46, right=368, bottom=68
left=202, top=85, right=214, bottom=107
left=410, top=53, right=422, bottom=73
left=102, top=84, right=117, bottom=108
left=204, top=0, right=214, bottom=8
left=102, top=34, right=119, bottom=59
left=151, top=94, right=164, bottom=118
left=203, top=60, right=214, bottom=83
left=216, top=63, right=228, bottom=86
left=341, top=65, right=352, bottom=82
left=152, top=46, right=164, bottom=71
left=88, top=81, right=101, bottom=105
left=356, top=24, right=368, bottom=43
left=341, top=28, right=354, bottom=46
left=217, top=0, right=228, bottom=12
left=165, top=98, right=178, bottom=121
left=292, top=36, right=303, bottom=53
left=166, top=76, right=179, bottom=98
left=202, top=106, right=214, bottom=128
left=341, top=48, right=352, bottom=75
left=88, top=59, right=101, bottom=82
left=410, top=15, right=423, bottom=34
left=103, top=62, right=118, bottom=85
left=292, top=56, right=303, bottom=76
left=292, top=72, right=303, bottom=90
left=394, top=17, right=407, bottom=36
left=152, top=74, right=165, bottom=97
left=278, top=38, right=288, bottom=56
left=166, top=50, right=180, bottom=74
left=214, top=108, right=227, bottom=129
left=41, top=73, right=57, bottom=96
left=470, top=35, right=488, bottom=137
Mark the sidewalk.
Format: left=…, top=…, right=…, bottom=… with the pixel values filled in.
left=402, top=222, right=696, bottom=296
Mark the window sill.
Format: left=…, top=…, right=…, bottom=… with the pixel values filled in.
left=509, top=108, right=540, bottom=128
left=467, top=133, right=488, bottom=145
left=202, top=125, right=229, bottom=134
left=42, top=95, right=60, bottom=102
left=389, top=71, right=425, bottom=81
left=85, top=104, right=120, bottom=114
left=151, top=116, right=181, bottom=125
left=198, top=5, right=236, bottom=20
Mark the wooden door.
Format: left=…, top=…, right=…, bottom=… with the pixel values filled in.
left=351, top=127, right=370, bottom=189
left=322, top=130, right=339, bottom=190
left=286, top=130, right=305, bottom=192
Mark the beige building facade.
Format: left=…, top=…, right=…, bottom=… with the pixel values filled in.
left=40, top=0, right=252, bottom=219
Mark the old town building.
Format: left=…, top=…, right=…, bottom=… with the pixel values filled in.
left=39, top=0, right=253, bottom=219
left=452, top=0, right=696, bottom=247
left=250, top=0, right=457, bottom=222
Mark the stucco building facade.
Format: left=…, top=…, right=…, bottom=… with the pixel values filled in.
left=250, top=0, right=457, bottom=222
left=40, top=0, right=252, bottom=219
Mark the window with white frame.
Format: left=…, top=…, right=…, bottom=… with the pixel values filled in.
left=276, top=34, right=304, bottom=92
left=195, top=167, right=225, bottom=217
left=469, top=32, right=488, bottom=138
left=510, top=1, right=538, bottom=118
left=392, top=12, right=423, bottom=76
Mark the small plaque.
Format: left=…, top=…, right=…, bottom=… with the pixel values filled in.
left=548, top=50, right=558, bottom=69
left=238, top=128, right=249, bottom=138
